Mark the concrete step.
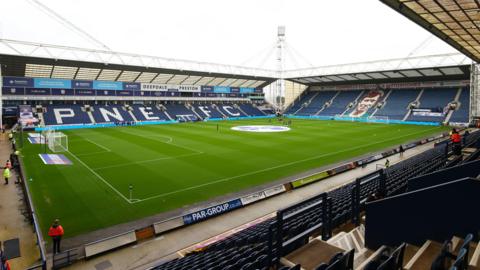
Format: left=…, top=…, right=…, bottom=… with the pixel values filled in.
left=403, top=244, right=420, bottom=268
left=452, top=235, right=478, bottom=263
left=353, top=249, right=373, bottom=269
left=327, top=225, right=365, bottom=254
left=404, top=240, right=443, bottom=270
left=354, top=245, right=387, bottom=270
left=282, top=239, right=345, bottom=270
left=470, top=239, right=480, bottom=267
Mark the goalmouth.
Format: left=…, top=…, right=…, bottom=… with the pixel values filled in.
left=43, top=128, right=69, bottom=152
left=333, top=115, right=390, bottom=124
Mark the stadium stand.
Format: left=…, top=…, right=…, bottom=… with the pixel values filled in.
left=193, top=104, right=225, bottom=119
left=39, top=102, right=269, bottom=126
left=341, top=91, right=367, bottom=116
left=407, top=88, right=457, bottom=123
left=449, top=87, right=470, bottom=123
left=239, top=103, right=268, bottom=116
left=368, top=89, right=419, bottom=120
left=318, top=90, right=362, bottom=116
left=163, top=103, right=198, bottom=121
left=286, top=86, right=472, bottom=124
left=43, top=104, right=91, bottom=125
left=91, top=105, right=135, bottom=123
left=217, top=103, right=247, bottom=117
left=285, top=91, right=317, bottom=114
left=296, top=91, right=337, bottom=116
left=152, top=130, right=480, bottom=270
left=130, top=104, right=171, bottom=121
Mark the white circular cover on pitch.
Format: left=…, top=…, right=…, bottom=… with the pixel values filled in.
left=231, top=125, right=291, bottom=133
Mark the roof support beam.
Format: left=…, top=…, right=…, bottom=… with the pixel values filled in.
left=379, top=0, right=480, bottom=63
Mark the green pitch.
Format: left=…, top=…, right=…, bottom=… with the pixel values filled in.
left=19, top=119, right=448, bottom=237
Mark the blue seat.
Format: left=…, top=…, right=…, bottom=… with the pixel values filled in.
left=450, top=248, right=467, bottom=270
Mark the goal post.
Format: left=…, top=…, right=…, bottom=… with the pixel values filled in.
left=334, top=114, right=355, bottom=122
left=44, top=129, right=68, bottom=152
left=333, top=114, right=390, bottom=124
left=368, top=116, right=390, bottom=124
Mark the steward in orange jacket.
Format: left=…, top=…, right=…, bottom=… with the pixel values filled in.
left=450, top=129, right=462, bottom=155
left=48, top=219, right=64, bottom=254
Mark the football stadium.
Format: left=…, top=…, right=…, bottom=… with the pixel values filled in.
left=1, top=0, right=480, bottom=269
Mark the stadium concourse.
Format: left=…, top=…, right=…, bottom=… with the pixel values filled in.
left=0, top=133, right=39, bottom=269
left=58, top=131, right=450, bottom=270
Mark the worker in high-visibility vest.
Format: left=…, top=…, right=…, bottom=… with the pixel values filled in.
left=3, top=167, right=10, bottom=185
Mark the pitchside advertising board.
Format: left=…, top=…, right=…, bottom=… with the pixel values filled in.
left=182, top=199, right=243, bottom=225
left=412, top=108, right=445, bottom=117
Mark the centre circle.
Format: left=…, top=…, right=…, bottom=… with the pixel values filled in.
left=230, top=125, right=291, bottom=133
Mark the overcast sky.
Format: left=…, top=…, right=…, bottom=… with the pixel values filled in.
left=0, top=0, right=459, bottom=70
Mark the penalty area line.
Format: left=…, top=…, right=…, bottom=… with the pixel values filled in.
left=84, top=138, right=112, bottom=152
left=131, top=127, right=440, bottom=203
left=92, top=152, right=204, bottom=171
left=66, top=150, right=132, bottom=204
left=115, top=129, right=203, bottom=154
left=76, top=151, right=111, bottom=157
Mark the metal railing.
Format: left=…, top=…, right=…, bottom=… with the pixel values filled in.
left=14, top=140, right=48, bottom=270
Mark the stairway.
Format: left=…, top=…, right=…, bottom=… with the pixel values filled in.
left=126, top=106, right=138, bottom=122
left=86, top=110, right=96, bottom=124
left=370, top=89, right=392, bottom=117
left=403, top=89, right=424, bottom=121
left=212, top=104, right=227, bottom=118
left=295, top=92, right=319, bottom=114
left=186, top=103, right=204, bottom=120
left=341, top=90, right=365, bottom=116
left=324, top=223, right=480, bottom=270
left=445, top=87, right=464, bottom=123
left=314, top=91, right=340, bottom=115
left=37, top=111, right=45, bottom=127
left=355, top=234, right=480, bottom=270
left=156, top=104, right=174, bottom=121
left=235, top=104, right=249, bottom=116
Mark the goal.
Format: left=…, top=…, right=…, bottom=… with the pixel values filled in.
left=44, top=129, right=68, bottom=152
left=334, top=114, right=355, bottom=122
left=368, top=116, right=390, bottom=124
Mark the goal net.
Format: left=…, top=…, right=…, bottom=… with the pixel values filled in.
left=44, top=129, right=68, bottom=152
left=333, top=115, right=390, bottom=124
left=368, top=116, right=390, bottom=123
left=334, top=115, right=355, bottom=122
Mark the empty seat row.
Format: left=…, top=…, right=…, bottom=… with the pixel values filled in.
left=152, top=134, right=478, bottom=269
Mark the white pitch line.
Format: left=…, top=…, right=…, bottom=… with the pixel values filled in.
left=66, top=150, right=132, bottom=204
left=85, top=138, right=112, bottom=152
left=116, top=129, right=203, bottom=154
left=92, top=152, right=203, bottom=171
left=75, top=151, right=111, bottom=157
left=132, top=127, right=441, bottom=203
